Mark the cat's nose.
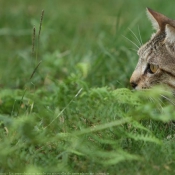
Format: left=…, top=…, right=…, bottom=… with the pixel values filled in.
left=130, top=81, right=137, bottom=89
left=130, top=70, right=139, bottom=89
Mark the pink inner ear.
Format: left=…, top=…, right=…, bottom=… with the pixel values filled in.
left=147, top=8, right=175, bottom=32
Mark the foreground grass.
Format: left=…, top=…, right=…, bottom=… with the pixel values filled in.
left=1, top=0, right=175, bottom=174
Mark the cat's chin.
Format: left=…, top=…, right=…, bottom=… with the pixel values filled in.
left=135, top=86, right=142, bottom=90
left=134, top=86, right=150, bottom=90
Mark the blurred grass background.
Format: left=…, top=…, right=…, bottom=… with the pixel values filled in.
left=1, top=0, right=175, bottom=174
left=2, top=0, right=175, bottom=89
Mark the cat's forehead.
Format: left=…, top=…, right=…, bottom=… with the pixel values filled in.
left=137, top=42, right=152, bottom=61
left=137, top=32, right=165, bottom=61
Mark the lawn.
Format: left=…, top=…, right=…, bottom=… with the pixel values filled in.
left=1, top=0, right=175, bottom=174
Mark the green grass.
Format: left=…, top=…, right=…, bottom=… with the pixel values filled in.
left=1, top=0, right=175, bottom=174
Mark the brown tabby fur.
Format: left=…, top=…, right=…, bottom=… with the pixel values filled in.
left=130, top=8, right=175, bottom=90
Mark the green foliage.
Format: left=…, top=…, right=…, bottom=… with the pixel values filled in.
left=1, top=0, right=175, bottom=174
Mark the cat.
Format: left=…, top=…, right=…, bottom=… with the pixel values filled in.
left=130, top=8, right=175, bottom=90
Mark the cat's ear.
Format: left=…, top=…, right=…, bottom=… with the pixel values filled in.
left=165, top=24, right=175, bottom=56
left=146, top=8, right=168, bottom=31
left=165, top=24, right=175, bottom=43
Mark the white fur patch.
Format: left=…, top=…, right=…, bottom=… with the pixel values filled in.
left=165, top=24, right=175, bottom=43
left=146, top=9, right=159, bottom=30
left=151, top=33, right=156, bottom=39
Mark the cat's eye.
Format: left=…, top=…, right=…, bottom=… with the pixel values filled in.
left=147, top=64, right=159, bottom=74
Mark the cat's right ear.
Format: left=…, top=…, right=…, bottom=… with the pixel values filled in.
left=165, top=24, right=175, bottom=43
left=165, top=24, right=175, bottom=56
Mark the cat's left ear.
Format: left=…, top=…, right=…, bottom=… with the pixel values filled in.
left=165, top=24, right=175, bottom=43
left=146, top=8, right=169, bottom=31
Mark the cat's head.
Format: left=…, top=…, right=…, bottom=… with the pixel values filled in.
left=130, top=8, right=175, bottom=90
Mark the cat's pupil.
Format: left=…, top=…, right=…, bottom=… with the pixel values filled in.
left=146, top=64, right=154, bottom=74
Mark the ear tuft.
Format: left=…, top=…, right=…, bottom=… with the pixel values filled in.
left=146, top=7, right=171, bottom=32
left=165, top=24, right=175, bottom=43
left=146, top=8, right=159, bottom=30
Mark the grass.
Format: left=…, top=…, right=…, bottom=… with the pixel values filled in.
left=1, top=0, right=175, bottom=174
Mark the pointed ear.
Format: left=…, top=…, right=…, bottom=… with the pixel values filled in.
left=165, top=24, right=175, bottom=57
left=146, top=8, right=159, bottom=30
left=146, top=8, right=169, bottom=31
left=165, top=24, right=175, bottom=43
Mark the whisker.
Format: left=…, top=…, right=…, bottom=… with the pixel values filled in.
left=149, top=97, right=155, bottom=102
left=160, top=94, right=175, bottom=106
left=122, top=35, right=140, bottom=49
left=153, top=97, right=164, bottom=110
left=128, top=28, right=142, bottom=46
left=149, top=97, right=163, bottom=111
left=157, top=97, right=165, bottom=106
left=157, top=89, right=173, bottom=95
left=137, top=25, right=143, bottom=45
left=129, top=48, right=138, bottom=52
left=148, top=97, right=154, bottom=103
